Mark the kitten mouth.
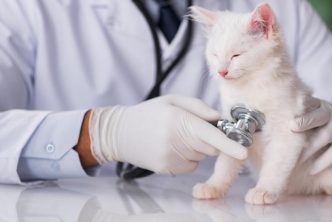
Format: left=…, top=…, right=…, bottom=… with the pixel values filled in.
left=221, top=75, right=235, bottom=80
left=217, top=71, right=236, bottom=80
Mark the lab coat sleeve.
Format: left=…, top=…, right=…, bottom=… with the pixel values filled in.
left=17, top=110, right=90, bottom=182
left=0, top=1, right=96, bottom=184
left=0, top=1, right=48, bottom=184
left=0, top=111, right=49, bottom=184
left=295, top=0, right=332, bottom=102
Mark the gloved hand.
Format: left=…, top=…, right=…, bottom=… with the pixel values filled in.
left=89, top=95, right=248, bottom=175
left=291, top=98, right=332, bottom=175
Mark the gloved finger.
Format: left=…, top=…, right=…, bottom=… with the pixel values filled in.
left=303, top=96, right=321, bottom=113
left=192, top=118, right=248, bottom=160
left=165, top=95, right=221, bottom=121
left=291, top=102, right=330, bottom=132
left=310, top=144, right=332, bottom=175
left=301, top=127, right=331, bottom=162
left=177, top=130, right=220, bottom=156
left=192, top=140, right=220, bottom=156
left=174, top=146, right=207, bottom=161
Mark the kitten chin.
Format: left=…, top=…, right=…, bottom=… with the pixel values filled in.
left=191, top=3, right=332, bottom=205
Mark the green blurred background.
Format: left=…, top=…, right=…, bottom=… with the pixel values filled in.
left=308, top=0, right=332, bottom=30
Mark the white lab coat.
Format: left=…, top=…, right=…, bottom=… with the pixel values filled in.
left=0, top=0, right=332, bottom=184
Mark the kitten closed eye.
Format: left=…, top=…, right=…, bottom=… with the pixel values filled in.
left=231, top=54, right=241, bottom=60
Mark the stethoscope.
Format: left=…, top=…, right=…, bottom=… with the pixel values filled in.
left=116, top=0, right=194, bottom=180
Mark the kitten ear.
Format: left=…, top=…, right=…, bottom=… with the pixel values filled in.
left=189, top=6, right=218, bottom=27
left=248, top=3, right=277, bottom=38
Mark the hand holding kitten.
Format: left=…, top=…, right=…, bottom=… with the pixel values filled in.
left=291, top=98, right=332, bottom=175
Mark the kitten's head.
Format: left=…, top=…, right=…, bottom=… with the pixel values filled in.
left=190, top=3, right=280, bottom=81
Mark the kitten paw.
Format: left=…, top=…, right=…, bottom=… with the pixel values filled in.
left=245, top=188, right=279, bottom=205
left=192, top=183, right=226, bottom=200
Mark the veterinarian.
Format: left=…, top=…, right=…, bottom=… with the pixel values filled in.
left=0, top=0, right=331, bottom=184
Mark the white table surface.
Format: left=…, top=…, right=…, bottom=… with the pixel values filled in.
left=1, top=160, right=332, bottom=222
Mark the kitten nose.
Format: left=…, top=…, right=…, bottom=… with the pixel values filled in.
left=218, top=69, right=229, bottom=77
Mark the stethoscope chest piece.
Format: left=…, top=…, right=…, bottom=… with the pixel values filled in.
left=216, top=105, right=266, bottom=147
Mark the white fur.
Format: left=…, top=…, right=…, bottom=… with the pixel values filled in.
left=191, top=4, right=332, bottom=205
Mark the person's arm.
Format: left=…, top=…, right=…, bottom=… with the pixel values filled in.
left=291, top=99, right=332, bottom=175
left=0, top=1, right=50, bottom=184
left=74, top=110, right=98, bottom=167
left=19, top=94, right=248, bottom=182
left=16, top=110, right=93, bottom=181
left=0, top=1, right=94, bottom=184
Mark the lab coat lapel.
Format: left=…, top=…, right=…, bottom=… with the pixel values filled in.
left=89, top=0, right=194, bottom=74
left=89, top=0, right=154, bottom=43
left=160, top=19, right=189, bottom=64
left=159, top=0, right=229, bottom=66
left=88, top=0, right=226, bottom=73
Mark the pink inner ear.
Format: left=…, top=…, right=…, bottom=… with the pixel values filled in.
left=249, top=4, right=276, bottom=37
left=259, top=4, right=274, bottom=24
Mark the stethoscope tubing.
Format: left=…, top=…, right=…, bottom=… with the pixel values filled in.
left=116, top=0, right=194, bottom=180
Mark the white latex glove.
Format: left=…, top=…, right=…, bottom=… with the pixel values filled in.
left=291, top=98, right=332, bottom=175
left=89, top=95, right=248, bottom=175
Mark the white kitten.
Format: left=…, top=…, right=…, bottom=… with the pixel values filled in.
left=190, top=3, right=332, bottom=205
